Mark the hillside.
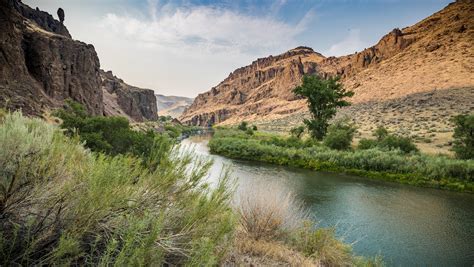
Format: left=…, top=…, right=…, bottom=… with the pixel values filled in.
left=0, top=0, right=157, bottom=122
left=155, top=94, right=193, bottom=118
left=179, top=0, right=474, bottom=152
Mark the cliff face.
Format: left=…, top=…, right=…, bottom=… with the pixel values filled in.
left=101, top=70, right=158, bottom=122
left=0, top=0, right=158, bottom=122
left=180, top=0, right=474, bottom=126
left=0, top=0, right=103, bottom=116
left=181, top=47, right=324, bottom=126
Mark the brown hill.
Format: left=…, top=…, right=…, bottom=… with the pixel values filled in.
left=0, top=0, right=157, bottom=122
left=155, top=94, right=194, bottom=118
left=180, top=0, right=474, bottom=129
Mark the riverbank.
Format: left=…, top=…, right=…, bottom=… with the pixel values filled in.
left=208, top=129, right=474, bottom=193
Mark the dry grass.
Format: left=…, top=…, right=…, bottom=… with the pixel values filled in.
left=233, top=182, right=309, bottom=241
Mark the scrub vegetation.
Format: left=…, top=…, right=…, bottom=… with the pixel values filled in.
left=209, top=127, right=474, bottom=192
left=0, top=110, right=382, bottom=266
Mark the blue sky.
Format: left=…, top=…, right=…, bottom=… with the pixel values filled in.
left=25, top=0, right=451, bottom=97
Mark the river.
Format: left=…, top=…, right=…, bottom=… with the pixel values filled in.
left=181, top=135, right=474, bottom=266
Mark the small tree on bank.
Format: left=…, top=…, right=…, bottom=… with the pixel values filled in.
left=452, top=113, right=474, bottom=159
left=293, top=75, right=354, bottom=140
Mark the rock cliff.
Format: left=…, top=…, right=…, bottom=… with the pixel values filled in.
left=0, top=0, right=158, bottom=121
left=180, top=0, right=474, bottom=126
left=101, top=70, right=158, bottom=122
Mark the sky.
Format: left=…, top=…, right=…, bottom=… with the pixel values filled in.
left=25, top=0, right=452, bottom=98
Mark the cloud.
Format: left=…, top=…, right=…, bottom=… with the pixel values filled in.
left=326, top=29, right=368, bottom=57
left=100, top=2, right=313, bottom=57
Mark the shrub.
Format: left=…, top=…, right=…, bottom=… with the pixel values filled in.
left=252, top=125, right=258, bottom=131
left=238, top=121, right=248, bottom=131
left=323, top=119, right=356, bottom=150
left=378, top=135, right=418, bottom=154
left=54, top=100, right=159, bottom=157
left=246, top=128, right=254, bottom=135
left=0, top=112, right=235, bottom=265
left=452, top=114, right=474, bottom=159
left=373, top=126, right=389, bottom=141
left=358, top=138, right=378, bottom=150
left=290, top=125, right=305, bottom=139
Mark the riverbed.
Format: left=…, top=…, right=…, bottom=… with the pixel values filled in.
left=182, top=135, right=474, bottom=266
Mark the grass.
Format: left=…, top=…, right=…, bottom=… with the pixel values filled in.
left=0, top=112, right=383, bottom=266
left=209, top=128, right=474, bottom=192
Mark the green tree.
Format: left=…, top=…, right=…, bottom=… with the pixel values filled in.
left=293, top=75, right=353, bottom=140
left=452, top=114, right=474, bottom=159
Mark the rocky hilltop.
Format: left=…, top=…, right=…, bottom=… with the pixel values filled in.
left=155, top=94, right=193, bottom=118
left=0, top=0, right=157, bottom=122
left=180, top=0, right=474, bottom=127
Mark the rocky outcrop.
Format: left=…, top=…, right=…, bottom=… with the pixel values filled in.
left=0, top=0, right=102, bottom=115
left=0, top=0, right=158, bottom=122
left=180, top=0, right=474, bottom=126
left=180, top=47, right=324, bottom=126
left=101, top=70, right=158, bottom=122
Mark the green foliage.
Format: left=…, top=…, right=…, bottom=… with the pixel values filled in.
left=290, top=125, right=305, bottom=139
left=238, top=121, right=248, bottom=131
left=252, top=125, right=258, bottom=131
left=289, top=222, right=353, bottom=266
left=293, top=75, right=354, bottom=140
left=209, top=129, right=474, bottom=192
left=323, top=119, right=356, bottom=150
left=0, top=112, right=235, bottom=265
left=246, top=128, right=254, bottom=135
left=358, top=138, right=378, bottom=150
left=159, top=115, right=172, bottom=122
left=378, top=135, right=418, bottom=154
left=54, top=100, right=158, bottom=157
left=452, top=113, right=474, bottom=159
left=373, top=126, right=389, bottom=141
left=359, top=127, right=418, bottom=154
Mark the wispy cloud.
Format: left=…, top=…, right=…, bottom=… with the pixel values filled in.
left=326, top=29, right=368, bottom=56
left=101, top=2, right=314, bottom=56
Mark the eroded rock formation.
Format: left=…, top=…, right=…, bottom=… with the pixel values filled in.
left=181, top=0, right=474, bottom=126
left=0, top=0, right=158, bottom=122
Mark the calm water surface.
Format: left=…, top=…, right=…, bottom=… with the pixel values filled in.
left=182, top=136, right=474, bottom=266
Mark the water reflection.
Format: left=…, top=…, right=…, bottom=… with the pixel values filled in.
left=181, top=136, right=474, bottom=266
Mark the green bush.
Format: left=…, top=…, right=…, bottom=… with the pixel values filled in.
left=358, top=138, right=378, bottom=150
left=378, top=135, right=418, bottom=154
left=0, top=112, right=235, bottom=265
left=373, top=126, right=389, bottom=141
left=238, top=121, right=248, bottom=131
left=54, top=100, right=158, bottom=157
left=452, top=114, right=474, bottom=159
left=290, top=126, right=305, bottom=139
left=323, top=119, right=356, bottom=150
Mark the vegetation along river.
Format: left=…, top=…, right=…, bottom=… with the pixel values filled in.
left=182, top=135, right=474, bottom=266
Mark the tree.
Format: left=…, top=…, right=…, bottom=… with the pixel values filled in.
left=293, top=75, right=353, bottom=140
left=57, top=8, right=65, bottom=23
left=452, top=114, right=474, bottom=159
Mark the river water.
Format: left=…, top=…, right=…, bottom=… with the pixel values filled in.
left=182, top=135, right=474, bottom=266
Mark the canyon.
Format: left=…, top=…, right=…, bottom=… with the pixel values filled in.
left=0, top=0, right=158, bottom=122
left=180, top=0, right=474, bottom=152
